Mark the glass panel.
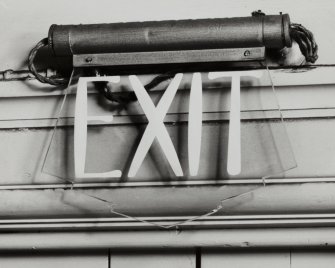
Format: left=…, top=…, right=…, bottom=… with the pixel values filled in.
left=40, top=66, right=296, bottom=228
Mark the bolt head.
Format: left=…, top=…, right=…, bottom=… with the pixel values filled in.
left=244, top=50, right=251, bottom=57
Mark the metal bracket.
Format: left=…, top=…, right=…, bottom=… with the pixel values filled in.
left=73, top=47, right=265, bottom=67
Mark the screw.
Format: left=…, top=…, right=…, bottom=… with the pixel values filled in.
left=85, top=57, right=93, bottom=63
left=244, top=50, right=251, bottom=57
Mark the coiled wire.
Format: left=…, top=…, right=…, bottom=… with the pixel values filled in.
left=290, top=23, right=318, bottom=63
left=28, top=38, right=68, bottom=86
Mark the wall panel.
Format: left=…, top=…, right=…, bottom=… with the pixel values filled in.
left=1, top=0, right=335, bottom=235
left=110, top=251, right=195, bottom=268
left=0, top=251, right=108, bottom=268
left=202, top=250, right=290, bottom=268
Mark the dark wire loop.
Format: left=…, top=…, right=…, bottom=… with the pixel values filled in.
left=290, top=23, right=318, bottom=63
left=28, top=38, right=69, bottom=86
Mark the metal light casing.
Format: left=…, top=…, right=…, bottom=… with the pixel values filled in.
left=48, top=14, right=292, bottom=56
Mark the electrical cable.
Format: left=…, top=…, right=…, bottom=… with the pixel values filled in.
left=290, top=23, right=318, bottom=63
left=28, top=38, right=68, bottom=86
left=98, top=71, right=176, bottom=104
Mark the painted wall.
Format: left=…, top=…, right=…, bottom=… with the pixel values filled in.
left=1, top=2, right=335, bottom=262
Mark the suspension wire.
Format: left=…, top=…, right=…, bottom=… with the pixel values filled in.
left=39, top=70, right=75, bottom=185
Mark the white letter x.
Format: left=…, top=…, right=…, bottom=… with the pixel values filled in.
left=128, top=74, right=184, bottom=177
